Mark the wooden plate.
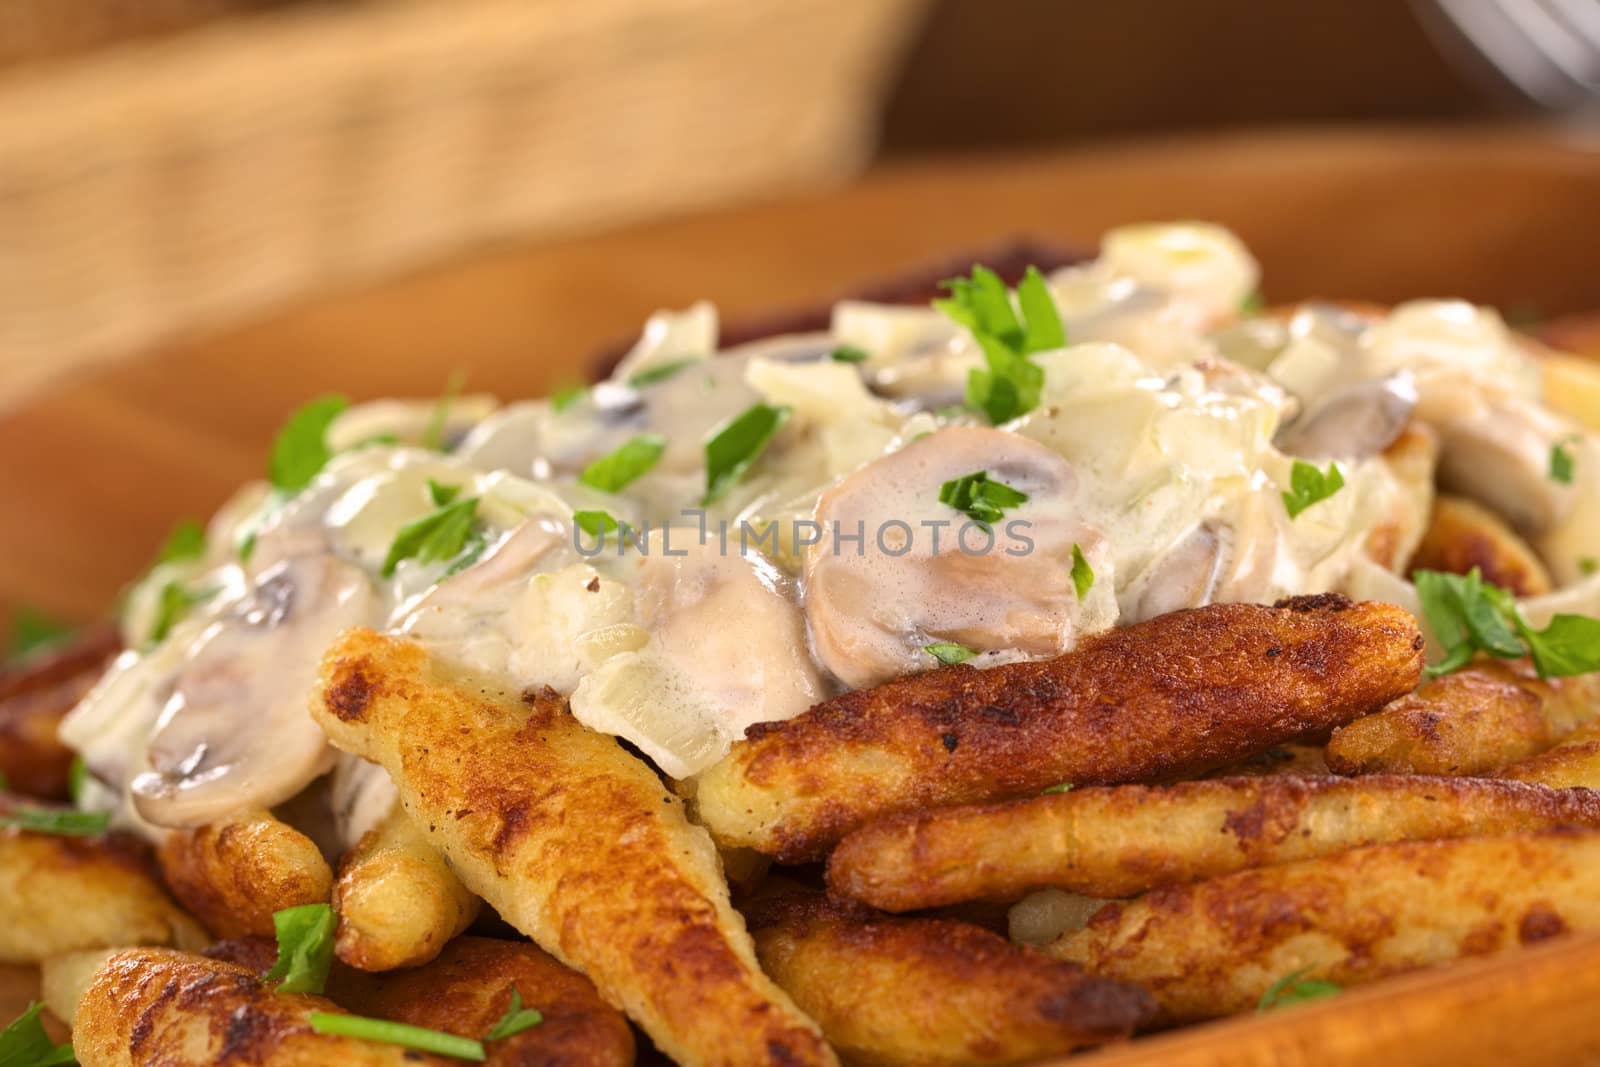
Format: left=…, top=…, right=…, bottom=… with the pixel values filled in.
left=5, top=124, right=1600, bottom=1062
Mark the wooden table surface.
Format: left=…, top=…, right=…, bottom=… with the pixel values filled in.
left=4, top=121, right=1600, bottom=1064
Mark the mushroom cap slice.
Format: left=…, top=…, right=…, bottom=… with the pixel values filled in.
left=1436, top=399, right=1578, bottom=534
left=131, top=552, right=375, bottom=828
left=803, top=426, right=1116, bottom=690
left=1276, top=374, right=1418, bottom=460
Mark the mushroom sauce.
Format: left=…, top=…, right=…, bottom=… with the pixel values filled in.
left=58, top=222, right=1600, bottom=844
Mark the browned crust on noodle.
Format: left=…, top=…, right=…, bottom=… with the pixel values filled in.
left=1048, top=830, right=1600, bottom=1024
left=1327, top=660, right=1600, bottom=776
left=1500, top=718, right=1600, bottom=788
left=0, top=624, right=117, bottom=702
left=158, top=811, right=333, bottom=940
left=746, top=890, right=1151, bottom=1066
left=695, top=598, right=1423, bottom=861
left=827, top=775, right=1600, bottom=911
left=309, top=627, right=834, bottom=1067
left=329, top=937, right=635, bottom=1067
left=0, top=668, right=98, bottom=799
left=72, top=948, right=455, bottom=1066
left=1409, top=495, right=1553, bottom=597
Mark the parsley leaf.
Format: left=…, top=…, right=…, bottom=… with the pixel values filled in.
left=309, top=1013, right=485, bottom=1061
left=0, top=1002, right=75, bottom=1066
left=550, top=384, right=587, bottom=412
left=0, top=806, right=110, bottom=836
left=1415, top=567, right=1600, bottom=679
left=923, top=642, right=976, bottom=666
left=266, top=903, right=336, bottom=995
left=1581, top=557, right=1598, bottom=576
left=157, top=519, right=206, bottom=564
left=1281, top=460, right=1345, bottom=519
left=1257, top=967, right=1341, bottom=1012
left=147, top=582, right=213, bottom=646
left=935, top=265, right=1063, bottom=424
left=579, top=435, right=667, bottom=494
left=829, top=344, right=870, bottom=364
left=1550, top=435, right=1580, bottom=485
left=7, top=608, right=73, bottom=661
left=1041, top=782, right=1074, bottom=795
left=427, top=479, right=461, bottom=507
left=1070, top=544, right=1094, bottom=599
left=628, top=359, right=696, bottom=389
left=1238, top=291, right=1266, bottom=316
left=486, top=988, right=544, bottom=1041
left=938, top=471, right=1030, bottom=526
left=268, top=395, right=348, bottom=492
left=573, top=510, right=620, bottom=538
left=67, top=758, right=88, bottom=805
left=420, top=370, right=467, bottom=451
left=703, top=404, right=791, bottom=505
left=383, top=498, right=482, bottom=578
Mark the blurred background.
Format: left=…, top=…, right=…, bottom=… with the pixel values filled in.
left=2, top=0, right=1600, bottom=625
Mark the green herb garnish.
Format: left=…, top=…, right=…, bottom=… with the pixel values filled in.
left=573, top=510, right=620, bottom=538
left=147, top=582, right=213, bottom=646
left=1239, top=291, right=1266, bottom=316
left=923, top=642, right=977, bottom=666
left=1550, top=436, right=1580, bottom=486
left=628, top=359, right=696, bottom=389
left=157, top=519, right=207, bottom=564
left=1416, top=567, right=1600, bottom=679
left=420, top=370, right=467, bottom=451
left=702, top=404, right=791, bottom=505
left=0, top=1002, right=74, bottom=1066
left=265, top=903, right=336, bottom=995
left=935, top=265, right=1063, bottom=424
left=550, top=385, right=587, bottom=413
left=1257, top=967, right=1341, bottom=1011
left=1581, top=557, right=1598, bottom=576
left=308, top=1013, right=485, bottom=1061
left=1281, top=460, right=1345, bottom=519
left=0, top=806, right=110, bottom=837
left=579, top=435, right=667, bottom=494
left=67, top=758, right=88, bottom=806
left=383, top=498, right=483, bottom=578
left=1070, top=544, right=1094, bottom=599
left=1041, top=782, right=1074, bottom=795
left=938, top=470, right=1029, bottom=526
left=7, top=608, right=73, bottom=661
left=268, top=395, right=349, bottom=492
left=427, top=479, right=461, bottom=507
left=829, top=344, right=870, bottom=364
left=485, top=988, right=543, bottom=1041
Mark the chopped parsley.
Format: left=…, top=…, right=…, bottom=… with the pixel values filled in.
left=147, top=582, right=214, bottom=646
left=702, top=404, right=791, bottom=505
left=0, top=1002, right=74, bottom=1066
left=579, top=434, right=667, bottom=494
left=268, top=395, right=349, bottom=492
left=485, top=988, right=544, bottom=1041
left=1550, top=436, right=1580, bottom=486
left=1257, top=967, right=1341, bottom=1011
left=935, top=265, right=1063, bottom=424
left=1070, top=544, right=1094, bottom=599
left=0, top=806, right=110, bottom=836
left=382, top=497, right=484, bottom=578
left=157, top=518, right=207, bottom=564
left=1415, top=567, right=1600, bottom=679
left=1238, top=291, right=1266, bottom=316
left=265, top=903, right=336, bottom=995
left=1041, top=782, right=1075, bottom=795
left=829, top=344, right=870, bottom=364
left=938, top=470, right=1029, bottom=526
left=550, top=384, right=587, bottom=412
left=7, top=608, right=73, bottom=661
left=1581, top=557, right=1599, bottom=576
left=420, top=370, right=467, bottom=451
left=627, top=359, right=696, bottom=388
left=923, top=642, right=976, bottom=666
left=573, top=510, right=620, bottom=538
left=67, top=758, right=88, bottom=805
left=427, top=479, right=462, bottom=507
left=308, top=1013, right=485, bottom=1061
left=1281, top=460, right=1345, bottom=519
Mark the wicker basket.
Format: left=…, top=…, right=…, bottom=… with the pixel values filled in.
left=0, top=0, right=924, bottom=404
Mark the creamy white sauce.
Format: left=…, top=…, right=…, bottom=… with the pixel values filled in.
left=59, top=221, right=1595, bottom=837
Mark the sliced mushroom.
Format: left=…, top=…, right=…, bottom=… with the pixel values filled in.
left=571, top=530, right=824, bottom=778
left=803, top=426, right=1117, bottom=690
left=1275, top=373, right=1418, bottom=460
left=1435, top=398, right=1578, bottom=534
left=1120, top=490, right=1279, bottom=623
left=130, top=551, right=376, bottom=828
